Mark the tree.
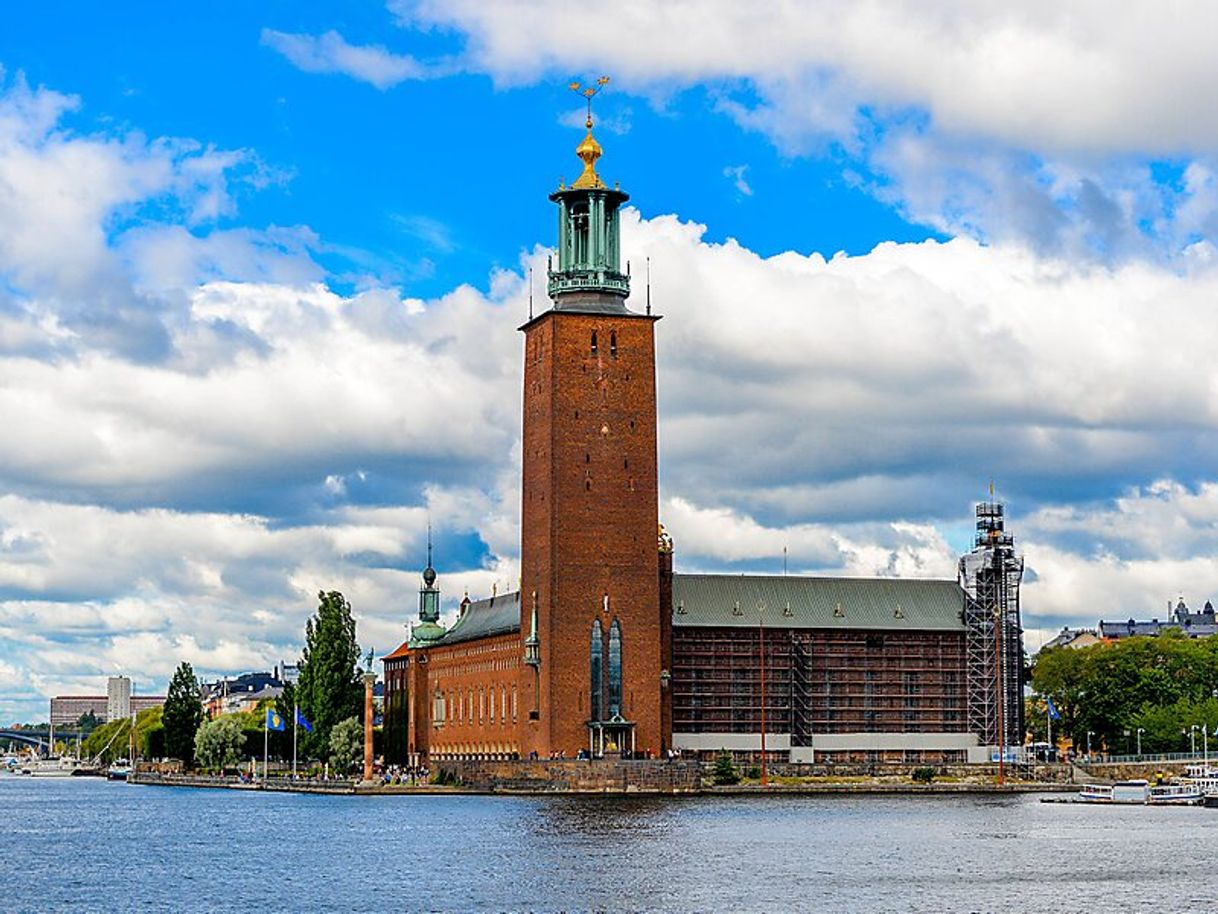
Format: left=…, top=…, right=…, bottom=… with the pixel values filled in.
left=163, top=661, right=205, bottom=765
left=194, top=717, right=245, bottom=771
left=329, top=716, right=363, bottom=774
left=711, top=750, right=740, bottom=785
left=296, top=591, right=363, bottom=758
left=74, top=710, right=101, bottom=734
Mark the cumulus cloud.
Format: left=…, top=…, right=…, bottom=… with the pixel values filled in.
left=8, top=63, right=1218, bottom=721
left=260, top=28, right=436, bottom=89
left=384, top=2, right=1218, bottom=258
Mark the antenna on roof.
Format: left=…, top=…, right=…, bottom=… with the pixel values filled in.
left=646, top=257, right=651, bottom=316
left=528, top=267, right=534, bottom=320
left=426, top=521, right=433, bottom=567
left=783, top=545, right=787, bottom=576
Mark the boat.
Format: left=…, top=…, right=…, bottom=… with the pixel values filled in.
left=1077, top=780, right=1150, bottom=804
left=1148, top=783, right=1203, bottom=805
left=106, top=759, right=131, bottom=781
left=23, top=756, right=85, bottom=778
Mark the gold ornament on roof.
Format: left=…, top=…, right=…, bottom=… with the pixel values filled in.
left=568, top=76, right=610, bottom=190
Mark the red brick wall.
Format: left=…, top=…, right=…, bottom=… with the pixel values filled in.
left=423, top=633, right=523, bottom=759
left=519, top=309, right=664, bottom=759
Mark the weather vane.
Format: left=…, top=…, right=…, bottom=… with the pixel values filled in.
left=569, top=75, right=610, bottom=126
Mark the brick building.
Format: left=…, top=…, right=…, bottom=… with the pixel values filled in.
left=382, top=112, right=1023, bottom=766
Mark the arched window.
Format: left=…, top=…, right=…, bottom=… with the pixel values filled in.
left=610, top=331, right=617, bottom=356
left=591, top=331, right=598, bottom=353
left=608, top=619, right=623, bottom=717
left=590, top=619, right=604, bottom=722
left=434, top=688, right=445, bottom=724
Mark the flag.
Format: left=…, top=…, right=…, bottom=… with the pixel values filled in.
left=1046, top=696, right=1061, bottom=720
left=295, top=707, right=313, bottom=733
left=265, top=708, right=285, bottom=731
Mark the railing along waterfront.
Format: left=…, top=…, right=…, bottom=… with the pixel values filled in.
left=1076, top=750, right=1218, bottom=765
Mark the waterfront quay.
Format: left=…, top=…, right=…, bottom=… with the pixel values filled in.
left=128, top=757, right=1074, bottom=796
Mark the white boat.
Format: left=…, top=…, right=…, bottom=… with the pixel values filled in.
left=1078, top=780, right=1150, bottom=804
left=22, top=756, right=83, bottom=777
left=1148, top=783, right=1203, bottom=805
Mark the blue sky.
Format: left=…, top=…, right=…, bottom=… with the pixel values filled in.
left=5, top=2, right=1218, bottom=721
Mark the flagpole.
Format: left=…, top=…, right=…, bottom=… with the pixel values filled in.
left=1046, top=702, right=1052, bottom=756
left=263, top=721, right=268, bottom=784
left=293, top=703, right=298, bottom=780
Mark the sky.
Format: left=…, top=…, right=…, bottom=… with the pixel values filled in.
left=5, top=2, right=1218, bottom=722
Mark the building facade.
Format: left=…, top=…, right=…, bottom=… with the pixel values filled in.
left=382, top=113, right=1023, bottom=766
left=1099, top=598, right=1218, bottom=639
left=107, top=675, right=132, bottom=721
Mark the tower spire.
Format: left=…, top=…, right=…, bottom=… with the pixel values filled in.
left=546, top=76, right=630, bottom=307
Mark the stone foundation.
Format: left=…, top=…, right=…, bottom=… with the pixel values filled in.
left=436, top=758, right=702, bottom=793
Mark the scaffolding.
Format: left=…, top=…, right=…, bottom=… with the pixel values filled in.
left=959, top=500, right=1025, bottom=750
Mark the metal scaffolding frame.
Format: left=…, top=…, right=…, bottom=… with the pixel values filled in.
left=959, top=500, right=1025, bottom=750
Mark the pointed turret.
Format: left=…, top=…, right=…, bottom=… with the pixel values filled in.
left=409, top=527, right=446, bottom=646
left=546, top=78, right=630, bottom=308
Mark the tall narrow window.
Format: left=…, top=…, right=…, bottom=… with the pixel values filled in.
left=590, top=619, right=604, bottom=722
left=610, top=331, right=617, bottom=356
left=608, top=619, right=623, bottom=717
left=591, top=331, right=598, bottom=354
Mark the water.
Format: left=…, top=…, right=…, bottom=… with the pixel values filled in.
left=3, top=778, right=1216, bottom=913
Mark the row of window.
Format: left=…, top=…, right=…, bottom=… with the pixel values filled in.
left=590, top=331, right=617, bottom=356
left=432, top=684, right=518, bottom=728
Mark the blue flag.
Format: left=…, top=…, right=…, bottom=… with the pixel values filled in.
left=1046, top=696, right=1061, bottom=721
left=295, top=707, right=313, bottom=733
left=265, top=708, right=285, bottom=731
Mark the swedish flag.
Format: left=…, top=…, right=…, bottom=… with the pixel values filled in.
left=266, top=708, right=286, bottom=731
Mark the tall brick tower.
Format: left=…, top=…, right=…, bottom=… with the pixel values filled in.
left=518, top=94, right=664, bottom=759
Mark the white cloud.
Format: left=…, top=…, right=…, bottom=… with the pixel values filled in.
left=260, top=29, right=433, bottom=89
left=723, top=164, right=752, bottom=198
left=398, top=1, right=1218, bottom=155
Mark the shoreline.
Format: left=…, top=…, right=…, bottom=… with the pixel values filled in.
left=127, top=771, right=1075, bottom=797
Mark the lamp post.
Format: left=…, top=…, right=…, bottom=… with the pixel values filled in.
left=1190, top=725, right=1199, bottom=756
left=1086, top=730, right=1093, bottom=759
left=1123, top=729, right=1131, bottom=755
left=1136, top=727, right=1145, bottom=758
left=1204, top=724, right=1210, bottom=768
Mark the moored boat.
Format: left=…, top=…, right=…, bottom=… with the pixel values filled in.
left=106, top=759, right=131, bottom=781
left=1077, top=780, right=1150, bottom=804
left=1148, top=783, right=1203, bottom=805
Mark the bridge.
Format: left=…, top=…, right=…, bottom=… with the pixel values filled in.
left=0, top=729, right=87, bottom=753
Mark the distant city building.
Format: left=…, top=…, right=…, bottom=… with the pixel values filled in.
left=1099, top=599, right=1218, bottom=639
left=50, top=695, right=108, bottom=726
left=1041, top=627, right=1101, bottom=650
left=277, top=662, right=300, bottom=685
left=50, top=692, right=164, bottom=726
left=200, top=670, right=286, bottom=718
left=107, top=676, right=132, bottom=720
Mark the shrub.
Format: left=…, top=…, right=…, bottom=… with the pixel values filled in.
left=911, top=766, right=936, bottom=784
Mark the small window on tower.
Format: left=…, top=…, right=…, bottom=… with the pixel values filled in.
left=610, top=332, right=617, bottom=356
left=591, top=331, right=598, bottom=354
left=585, top=479, right=592, bottom=491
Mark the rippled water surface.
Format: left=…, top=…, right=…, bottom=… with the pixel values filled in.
left=3, top=778, right=1217, bottom=912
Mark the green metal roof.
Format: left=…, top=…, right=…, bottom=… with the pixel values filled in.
left=671, top=574, right=966, bottom=631
left=435, top=591, right=521, bottom=646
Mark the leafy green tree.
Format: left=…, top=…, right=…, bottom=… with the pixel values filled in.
left=162, top=662, right=205, bottom=765
left=296, top=591, right=363, bottom=758
left=1033, top=633, right=1218, bottom=752
left=74, top=710, right=101, bottom=734
left=329, top=716, right=363, bottom=774
left=194, top=717, right=245, bottom=771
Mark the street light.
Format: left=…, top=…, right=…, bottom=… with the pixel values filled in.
left=1190, top=724, right=1199, bottom=756
left=1086, top=730, right=1094, bottom=759
left=1136, top=727, right=1145, bottom=757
